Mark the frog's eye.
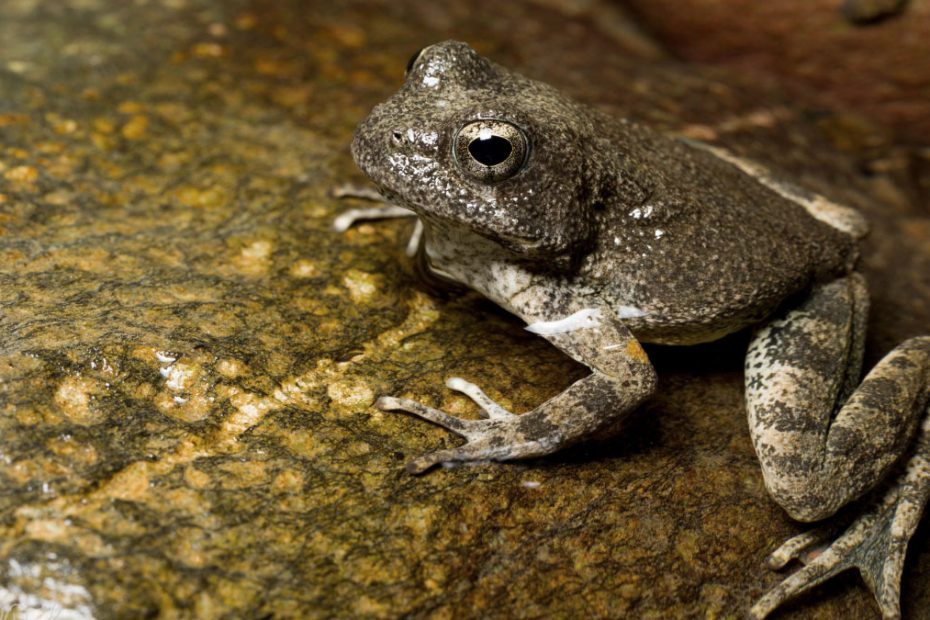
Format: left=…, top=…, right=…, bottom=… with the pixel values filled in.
left=404, top=47, right=425, bottom=76
left=453, top=120, right=528, bottom=183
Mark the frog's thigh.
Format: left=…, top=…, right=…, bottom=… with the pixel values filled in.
left=746, top=273, right=930, bottom=521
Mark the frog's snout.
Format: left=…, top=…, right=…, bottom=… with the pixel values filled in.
left=389, top=127, right=411, bottom=150
left=386, top=126, right=440, bottom=156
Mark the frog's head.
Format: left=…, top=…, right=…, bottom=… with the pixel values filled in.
left=351, top=40, right=608, bottom=265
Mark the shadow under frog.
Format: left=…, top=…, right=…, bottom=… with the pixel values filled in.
left=336, top=40, right=930, bottom=620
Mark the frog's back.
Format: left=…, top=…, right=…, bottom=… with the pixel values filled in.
left=588, top=122, right=860, bottom=345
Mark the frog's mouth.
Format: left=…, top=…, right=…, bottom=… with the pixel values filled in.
left=490, top=231, right=545, bottom=252
left=373, top=182, right=550, bottom=255
left=419, top=211, right=547, bottom=256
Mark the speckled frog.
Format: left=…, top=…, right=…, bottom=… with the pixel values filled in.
left=337, top=41, right=930, bottom=619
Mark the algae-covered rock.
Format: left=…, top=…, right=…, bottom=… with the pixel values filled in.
left=1, top=0, right=928, bottom=618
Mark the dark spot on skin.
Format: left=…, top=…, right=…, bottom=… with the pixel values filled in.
left=517, top=412, right=561, bottom=440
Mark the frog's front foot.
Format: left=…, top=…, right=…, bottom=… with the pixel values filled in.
left=330, top=183, right=422, bottom=255
left=377, top=377, right=559, bottom=474
left=750, top=439, right=930, bottom=620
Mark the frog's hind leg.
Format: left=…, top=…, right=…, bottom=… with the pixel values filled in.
left=745, top=273, right=930, bottom=619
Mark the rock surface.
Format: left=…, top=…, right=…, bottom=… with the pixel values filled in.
left=0, top=0, right=928, bottom=618
left=623, top=0, right=930, bottom=211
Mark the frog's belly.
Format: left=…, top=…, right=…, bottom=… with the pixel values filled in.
left=619, top=299, right=779, bottom=346
left=631, top=320, right=754, bottom=346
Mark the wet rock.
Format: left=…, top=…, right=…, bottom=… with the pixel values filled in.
left=0, top=0, right=927, bottom=618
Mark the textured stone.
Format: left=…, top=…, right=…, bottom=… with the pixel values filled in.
left=0, top=0, right=928, bottom=618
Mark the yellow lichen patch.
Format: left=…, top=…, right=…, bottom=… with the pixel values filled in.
left=214, top=387, right=279, bottom=448
left=342, top=269, right=381, bottom=304
left=30, top=246, right=111, bottom=273
left=401, top=504, right=438, bottom=538
left=234, top=12, right=257, bottom=29
left=234, top=238, right=274, bottom=275
left=373, top=291, right=441, bottom=350
left=273, top=372, right=322, bottom=409
left=36, top=140, right=66, bottom=155
left=184, top=465, right=211, bottom=489
left=45, top=113, right=77, bottom=135
left=216, top=358, right=246, bottom=379
left=162, top=487, right=212, bottom=520
left=675, top=529, right=701, bottom=568
left=253, top=56, right=302, bottom=78
left=54, top=376, right=105, bottom=426
left=161, top=361, right=199, bottom=392
left=0, top=112, right=29, bottom=127
left=271, top=468, right=303, bottom=493
left=271, top=84, right=313, bottom=109
left=290, top=294, right=329, bottom=315
left=47, top=435, right=99, bottom=467
left=217, top=459, right=268, bottom=489
left=625, top=339, right=650, bottom=364
left=104, top=461, right=153, bottom=502
left=92, top=117, right=115, bottom=133
left=326, top=377, right=375, bottom=409
left=13, top=406, right=43, bottom=426
left=324, top=24, right=366, bottom=49
left=23, top=517, right=112, bottom=556
left=126, top=380, right=156, bottom=400
left=280, top=428, right=324, bottom=460
left=4, top=165, right=39, bottom=183
left=353, top=595, right=388, bottom=617
left=7, top=457, right=70, bottom=485
left=192, top=42, right=224, bottom=58
left=345, top=441, right=372, bottom=457
left=154, top=101, right=193, bottom=124
left=90, top=131, right=116, bottom=150
left=121, top=114, right=149, bottom=140
left=116, top=100, right=144, bottom=114
left=153, top=355, right=217, bottom=422
left=289, top=259, right=319, bottom=279
left=156, top=391, right=213, bottom=423
left=174, top=184, right=227, bottom=209
left=170, top=527, right=212, bottom=569
left=43, top=189, right=74, bottom=205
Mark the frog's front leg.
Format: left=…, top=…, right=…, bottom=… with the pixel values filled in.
left=744, top=274, right=930, bottom=619
left=331, top=184, right=423, bottom=256
left=378, top=308, right=657, bottom=473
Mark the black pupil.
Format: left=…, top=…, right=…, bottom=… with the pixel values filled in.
left=468, top=135, right=512, bottom=166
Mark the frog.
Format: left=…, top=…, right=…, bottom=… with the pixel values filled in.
left=335, top=40, right=930, bottom=619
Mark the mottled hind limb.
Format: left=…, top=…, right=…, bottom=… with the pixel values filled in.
left=745, top=273, right=930, bottom=618
left=750, top=414, right=930, bottom=619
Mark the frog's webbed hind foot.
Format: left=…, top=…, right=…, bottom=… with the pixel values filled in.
left=750, top=423, right=930, bottom=620
left=377, top=377, right=547, bottom=474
